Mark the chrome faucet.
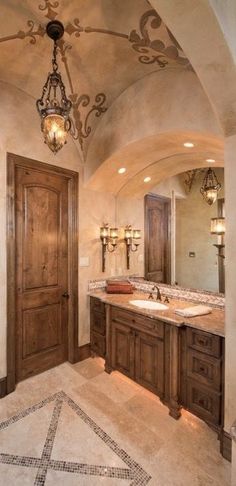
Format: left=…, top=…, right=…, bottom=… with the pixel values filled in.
left=152, top=285, right=162, bottom=301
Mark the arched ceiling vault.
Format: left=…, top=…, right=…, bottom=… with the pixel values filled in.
left=149, top=0, right=236, bottom=136
left=0, top=0, right=191, bottom=160
left=0, top=0, right=230, bottom=193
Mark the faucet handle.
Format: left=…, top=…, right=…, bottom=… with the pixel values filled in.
left=148, top=292, right=154, bottom=300
left=164, top=296, right=170, bottom=304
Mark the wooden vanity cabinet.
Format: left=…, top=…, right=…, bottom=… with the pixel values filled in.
left=180, top=326, right=224, bottom=430
left=90, top=297, right=106, bottom=358
left=110, top=306, right=165, bottom=399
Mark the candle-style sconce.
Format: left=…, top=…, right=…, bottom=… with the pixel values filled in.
left=210, top=217, right=225, bottom=259
left=124, top=225, right=141, bottom=270
left=100, top=223, right=118, bottom=272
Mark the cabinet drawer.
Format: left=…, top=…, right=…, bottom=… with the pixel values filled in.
left=186, top=379, right=221, bottom=426
left=90, top=297, right=105, bottom=315
left=91, top=331, right=106, bottom=358
left=187, top=328, right=221, bottom=357
left=187, top=349, right=221, bottom=391
left=91, top=310, right=106, bottom=336
left=111, top=306, right=164, bottom=339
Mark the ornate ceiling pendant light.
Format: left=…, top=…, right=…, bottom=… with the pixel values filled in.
left=36, top=21, right=72, bottom=154
left=200, top=168, right=221, bottom=205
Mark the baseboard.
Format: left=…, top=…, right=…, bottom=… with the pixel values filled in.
left=220, top=429, right=232, bottom=462
left=0, top=377, right=7, bottom=398
left=74, top=344, right=91, bottom=363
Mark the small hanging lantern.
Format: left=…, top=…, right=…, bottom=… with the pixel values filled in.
left=200, top=168, right=221, bottom=205
left=36, top=20, right=72, bottom=154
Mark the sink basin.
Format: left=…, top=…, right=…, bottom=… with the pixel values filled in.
left=129, top=300, right=168, bottom=311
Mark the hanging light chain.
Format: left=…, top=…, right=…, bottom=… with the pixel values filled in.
left=52, top=40, right=59, bottom=72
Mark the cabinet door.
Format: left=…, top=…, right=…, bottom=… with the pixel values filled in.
left=111, top=321, right=135, bottom=379
left=135, top=330, right=164, bottom=397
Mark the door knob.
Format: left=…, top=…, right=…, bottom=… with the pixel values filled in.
left=62, top=292, right=70, bottom=299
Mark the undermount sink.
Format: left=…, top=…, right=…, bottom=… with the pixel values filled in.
left=129, top=300, right=168, bottom=311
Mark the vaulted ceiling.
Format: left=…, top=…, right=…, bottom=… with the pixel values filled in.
left=0, top=0, right=191, bottom=155
left=0, top=0, right=228, bottom=196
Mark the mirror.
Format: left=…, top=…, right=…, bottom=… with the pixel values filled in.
left=144, top=168, right=225, bottom=294
left=175, top=168, right=224, bottom=293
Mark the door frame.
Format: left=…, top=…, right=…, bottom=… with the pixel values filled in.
left=144, top=193, right=171, bottom=283
left=7, top=153, right=79, bottom=393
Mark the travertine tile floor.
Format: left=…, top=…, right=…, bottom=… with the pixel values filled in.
left=0, top=357, right=231, bottom=485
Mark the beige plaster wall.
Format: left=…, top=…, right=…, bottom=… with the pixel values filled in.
left=176, top=168, right=224, bottom=292
left=225, top=135, right=236, bottom=435
left=86, top=69, right=222, bottom=184
left=0, top=83, right=118, bottom=375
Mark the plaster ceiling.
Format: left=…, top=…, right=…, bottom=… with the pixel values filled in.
left=0, top=0, right=191, bottom=155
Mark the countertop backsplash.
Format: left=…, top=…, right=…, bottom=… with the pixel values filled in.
left=88, top=276, right=225, bottom=309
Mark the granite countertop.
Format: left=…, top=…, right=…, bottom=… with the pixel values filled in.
left=89, top=290, right=225, bottom=337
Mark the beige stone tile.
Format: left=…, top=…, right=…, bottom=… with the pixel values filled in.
left=0, top=360, right=231, bottom=486
left=87, top=369, right=142, bottom=404
left=72, top=381, right=163, bottom=462
left=166, top=410, right=231, bottom=485
left=45, top=470, right=129, bottom=485
left=70, top=356, right=104, bottom=379
left=51, top=400, right=125, bottom=468
left=123, top=390, right=180, bottom=440
left=0, top=363, right=87, bottom=422
left=0, top=401, right=55, bottom=458
left=0, top=464, right=37, bottom=485
left=148, top=446, right=227, bottom=486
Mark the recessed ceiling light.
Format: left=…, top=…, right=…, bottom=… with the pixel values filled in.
left=206, top=158, right=215, bottom=163
left=144, top=176, right=151, bottom=183
left=118, top=167, right=126, bottom=174
left=183, top=142, right=195, bottom=148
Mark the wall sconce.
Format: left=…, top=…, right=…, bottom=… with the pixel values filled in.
left=100, top=224, right=118, bottom=272
left=124, top=225, right=141, bottom=269
left=211, top=217, right=225, bottom=258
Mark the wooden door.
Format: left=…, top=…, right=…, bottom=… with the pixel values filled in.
left=135, top=330, right=164, bottom=397
left=111, top=321, right=135, bottom=379
left=145, top=194, right=171, bottom=283
left=14, top=162, right=70, bottom=382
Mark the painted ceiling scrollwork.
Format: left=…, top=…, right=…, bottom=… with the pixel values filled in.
left=0, top=0, right=191, bottom=154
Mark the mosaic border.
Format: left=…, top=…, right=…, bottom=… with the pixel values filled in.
left=0, top=390, right=151, bottom=486
left=88, top=277, right=225, bottom=308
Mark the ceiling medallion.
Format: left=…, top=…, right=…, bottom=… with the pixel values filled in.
left=200, top=168, right=221, bottom=205
left=36, top=20, right=72, bottom=153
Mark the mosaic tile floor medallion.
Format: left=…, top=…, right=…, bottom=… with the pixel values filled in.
left=0, top=390, right=151, bottom=485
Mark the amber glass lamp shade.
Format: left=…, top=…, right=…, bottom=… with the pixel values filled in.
left=203, top=188, right=218, bottom=205
left=100, top=225, right=109, bottom=239
left=211, top=217, right=225, bottom=235
left=124, top=226, right=133, bottom=239
left=110, top=228, right=118, bottom=239
left=133, top=229, right=141, bottom=240
left=42, top=114, right=70, bottom=154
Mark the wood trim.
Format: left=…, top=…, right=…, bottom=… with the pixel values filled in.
left=220, top=429, right=232, bottom=462
left=144, top=194, right=171, bottom=283
left=0, top=377, right=7, bottom=398
left=6, top=153, right=79, bottom=393
left=75, top=344, right=91, bottom=362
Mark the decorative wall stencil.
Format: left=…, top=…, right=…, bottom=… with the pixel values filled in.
left=39, top=0, right=59, bottom=20
left=128, top=10, right=189, bottom=67
left=184, top=169, right=206, bottom=193
left=0, top=1, right=191, bottom=152
left=0, top=20, right=45, bottom=45
left=69, top=93, right=107, bottom=149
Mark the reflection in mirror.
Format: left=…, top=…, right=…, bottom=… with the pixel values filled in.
left=175, top=168, right=224, bottom=293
